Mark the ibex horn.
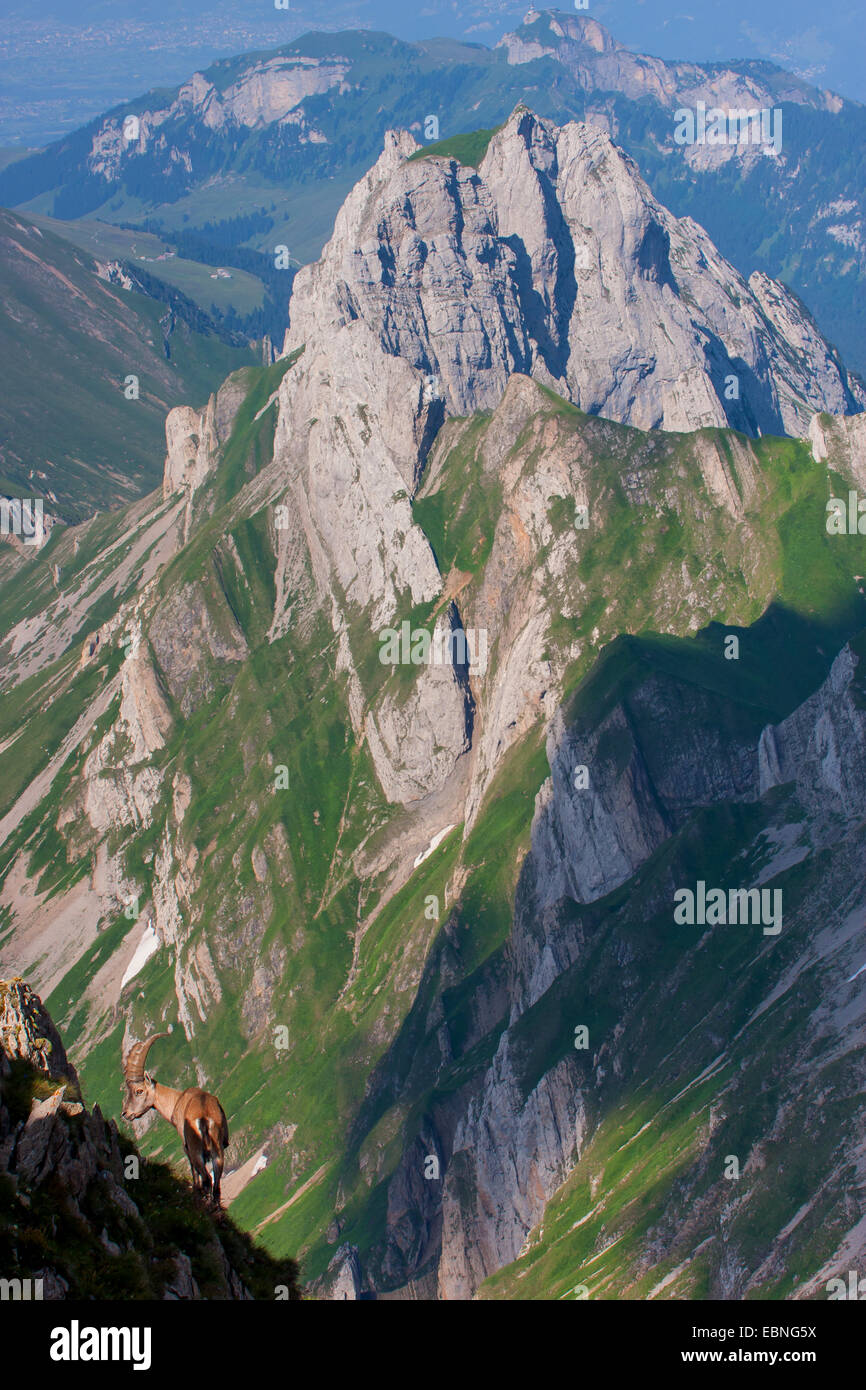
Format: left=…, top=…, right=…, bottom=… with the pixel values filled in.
left=123, top=1030, right=171, bottom=1082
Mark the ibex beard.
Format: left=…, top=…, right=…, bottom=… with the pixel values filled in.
left=122, top=1032, right=229, bottom=1208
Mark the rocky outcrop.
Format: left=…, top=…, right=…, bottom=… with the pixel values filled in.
left=320, top=1243, right=363, bottom=1300
left=758, top=644, right=866, bottom=820
left=0, top=981, right=301, bottom=1300
left=809, top=410, right=866, bottom=489
left=439, top=1035, right=586, bottom=1299
left=282, top=107, right=864, bottom=438
left=0, top=980, right=79, bottom=1093
left=163, top=370, right=249, bottom=539
left=81, top=631, right=172, bottom=834
left=531, top=669, right=760, bottom=917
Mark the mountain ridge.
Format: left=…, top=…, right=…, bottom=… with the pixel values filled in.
left=283, top=107, right=864, bottom=442
left=0, top=206, right=254, bottom=526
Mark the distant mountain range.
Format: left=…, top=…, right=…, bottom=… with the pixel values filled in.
left=1, top=0, right=864, bottom=149
left=2, top=11, right=865, bottom=383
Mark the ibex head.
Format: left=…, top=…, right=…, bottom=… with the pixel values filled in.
left=121, top=1031, right=170, bottom=1120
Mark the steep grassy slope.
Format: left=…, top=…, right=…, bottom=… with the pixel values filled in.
left=0, top=208, right=253, bottom=523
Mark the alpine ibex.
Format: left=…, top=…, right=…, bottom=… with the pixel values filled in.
left=121, top=1032, right=229, bottom=1208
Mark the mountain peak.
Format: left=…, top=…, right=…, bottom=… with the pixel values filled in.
left=502, top=8, right=623, bottom=56
left=285, top=106, right=864, bottom=438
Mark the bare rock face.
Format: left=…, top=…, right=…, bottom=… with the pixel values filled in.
left=282, top=107, right=864, bottom=439
left=88, top=55, right=347, bottom=180
left=82, top=631, right=173, bottom=834
left=286, top=128, right=531, bottom=419
left=0, top=980, right=79, bottom=1092
left=163, top=405, right=208, bottom=501
left=163, top=371, right=249, bottom=538
left=530, top=671, right=760, bottom=922
left=320, top=1243, right=363, bottom=1300
left=759, top=645, right=866, bottom=820
left=264, top=137, right=473, bottom=808
left=439, top=1033, right=586, bottom=1300
left=809, top=410, right=866, bottom=490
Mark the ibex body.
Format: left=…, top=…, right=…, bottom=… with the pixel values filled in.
left=122, top=1032, right=229, bottom=1207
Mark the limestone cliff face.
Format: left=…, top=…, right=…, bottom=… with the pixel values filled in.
left=809, top=409, right=866, bottom=489
left=163, top=370, right=249, bottom=539
left=266, top=166, right=470, bottom=809
left=282, top=108, right=864, bottom=438
left=530, top=672, right=759, bottom=919
left=438, top=1033, right=586, bottom=1299
left=425, top=641, right=866, bottom=1298
left=759, top=644, right=866, bottom=821
left=81, top=631, right=173, bottom=835
left=88, top=54, right=346, bottom=180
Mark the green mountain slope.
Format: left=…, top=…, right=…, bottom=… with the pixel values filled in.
left=1, top=333, right=865, bottom=1298
left=0, top=208, right=254, bottom=523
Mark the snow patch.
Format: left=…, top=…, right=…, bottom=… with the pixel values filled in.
left=121, top=923, right=160, bottom=988
left=414, top=824, right=455, bottom=868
